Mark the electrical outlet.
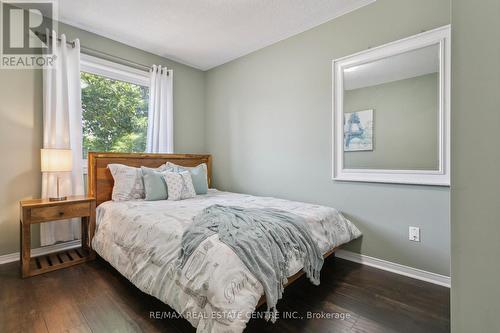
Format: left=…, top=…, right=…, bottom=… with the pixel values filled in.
left=409, top=226, right=420, bottom=242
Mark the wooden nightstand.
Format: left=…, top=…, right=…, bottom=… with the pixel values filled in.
left=19, top=196, right=96, bottom=278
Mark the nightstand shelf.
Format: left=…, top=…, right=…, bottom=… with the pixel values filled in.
left=28, top=246, right=93, bottom=277
left=20, top=195, right=96, bottom=278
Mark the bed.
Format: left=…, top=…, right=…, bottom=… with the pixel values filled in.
left=88, top=152, right=361, bottom=333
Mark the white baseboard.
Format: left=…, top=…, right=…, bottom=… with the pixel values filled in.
left=335, top=249, right=451, bottom=288
left=1, top=242, right=449, bottom=288
left=0, top=240, right=81, bottom=265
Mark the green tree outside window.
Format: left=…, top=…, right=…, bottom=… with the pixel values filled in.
left=81, top=72, right=149, bottom=158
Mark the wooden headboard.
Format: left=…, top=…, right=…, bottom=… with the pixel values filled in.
left=88, top=152, right=212, bottom=206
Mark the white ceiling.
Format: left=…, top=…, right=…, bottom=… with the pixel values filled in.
left=59, top=0, right=375, bottom=70
left=344, top=44, right=440, bottom=90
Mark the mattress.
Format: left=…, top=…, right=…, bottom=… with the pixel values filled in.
left=93, top=189, right=361, bottom=333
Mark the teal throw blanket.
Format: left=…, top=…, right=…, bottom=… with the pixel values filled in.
left=177, top=204, right=324, bottom=321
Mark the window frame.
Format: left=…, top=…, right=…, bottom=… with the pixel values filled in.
left=80, top=54, right=150, bottom=173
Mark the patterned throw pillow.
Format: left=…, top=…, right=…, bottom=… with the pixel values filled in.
left=165, top=162, right=208, bottom=195
left=163, top=171, right=196, bottom=201
left=108, top=164, right=167, bottom=201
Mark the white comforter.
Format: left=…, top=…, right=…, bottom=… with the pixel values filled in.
left=93, top=189, right=361, bottom=333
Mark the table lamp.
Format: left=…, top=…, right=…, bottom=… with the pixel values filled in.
left=41, top=148, right=73, bottom=201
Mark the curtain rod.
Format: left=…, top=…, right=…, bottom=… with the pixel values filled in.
left=34, top=30, right=76, bottom=47
left=81, top=46, right=154, bottom=73
left=34, top=31, right=159, bottom=73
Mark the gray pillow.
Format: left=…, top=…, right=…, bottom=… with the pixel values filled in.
left=108, top=164, right=145, bottom=201
left=108, top=163, right=167, bottom=201
left=165, top=162, right=208, bottom=195
left=141, top=166, right=168, bottom=201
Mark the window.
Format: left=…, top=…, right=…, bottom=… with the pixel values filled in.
left=80, top=54, right=150, bottom=171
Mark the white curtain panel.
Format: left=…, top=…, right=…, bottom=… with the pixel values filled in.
left=146, top=65, right=173, bottom=153
left=40, top=32, right=84, bottom=246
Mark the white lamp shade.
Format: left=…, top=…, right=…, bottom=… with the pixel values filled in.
left=41, top=149, right=73, bottom=172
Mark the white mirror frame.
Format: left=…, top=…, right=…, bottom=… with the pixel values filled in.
left=332, top=25, right=451, bottom=186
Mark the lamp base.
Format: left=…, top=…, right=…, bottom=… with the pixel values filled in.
left=49, top=196, right=67, bottom=202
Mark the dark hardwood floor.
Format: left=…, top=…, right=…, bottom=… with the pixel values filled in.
left=0, top=255, right=449, bottom=333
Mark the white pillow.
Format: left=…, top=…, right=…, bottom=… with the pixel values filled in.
left=108, top=163, right=167, bottom=201
left=163, top=171, right=196, bottom=201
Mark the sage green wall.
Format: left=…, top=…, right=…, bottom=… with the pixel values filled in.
left=205, top=0, right=450, bottom=275
left=344, top=73, right=439, bottom=170
left=451, top=0, right=500, bottom=331
left=0, top=22, right=206, bottom=256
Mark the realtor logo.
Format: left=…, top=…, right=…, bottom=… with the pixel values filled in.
left=1, top=0, right=57, bottom=68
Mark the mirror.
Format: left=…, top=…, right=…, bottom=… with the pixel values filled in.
left=333, top=26, right=450, bottom=186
